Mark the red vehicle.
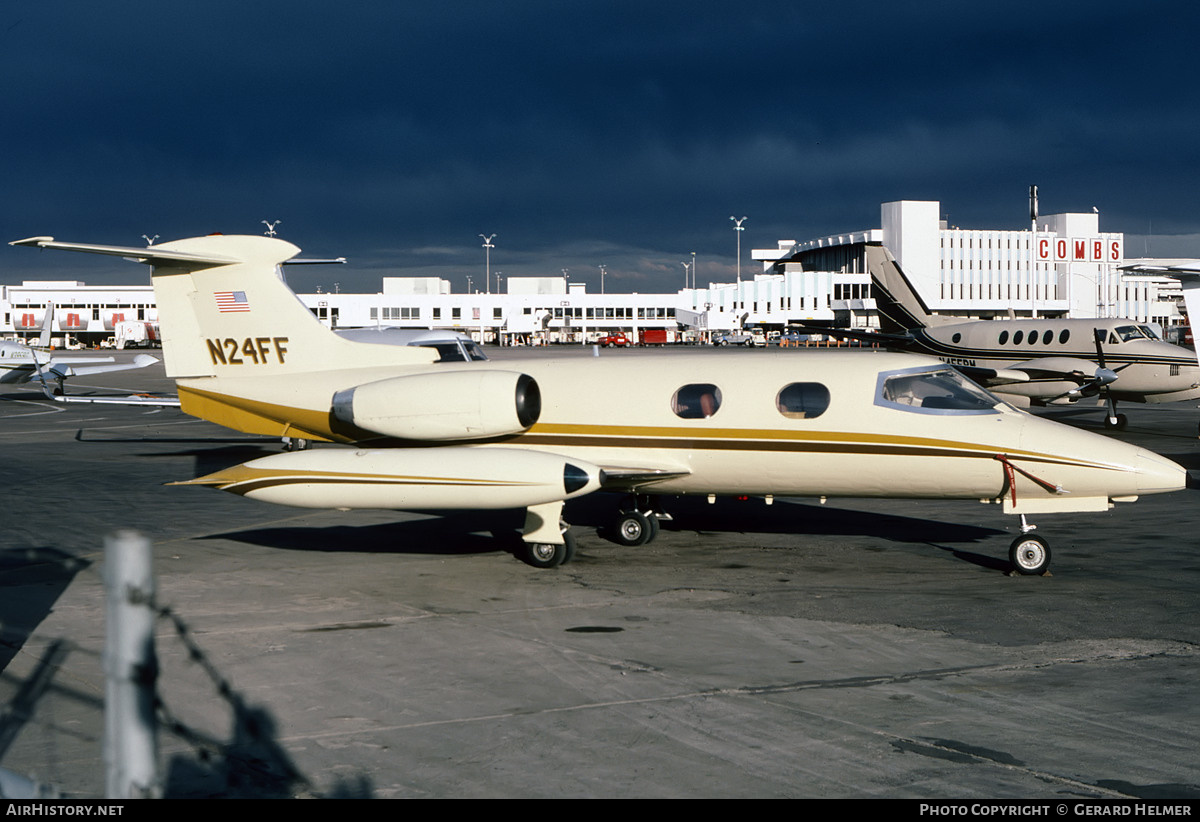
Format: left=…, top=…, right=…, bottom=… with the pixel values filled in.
left=598, top=333, right=630, bottom=347
left=638, top=329, right=671, bottom=346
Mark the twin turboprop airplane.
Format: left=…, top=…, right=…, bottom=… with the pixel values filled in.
left=801, top=246, right=1200, bottom=430
left=11, top=234, right=1189, bottom=575
left=0, top=303, right=159, bottom=391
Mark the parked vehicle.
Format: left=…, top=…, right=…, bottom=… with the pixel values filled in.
left=597, top=333, right=631, bottom=347
left=114, top=320, right=161, bottom=349
left=713, top=330, right=765, bottom=347
left=776, top=331, right=814, bottom=347
left=638, top=329, right=673, bottom=346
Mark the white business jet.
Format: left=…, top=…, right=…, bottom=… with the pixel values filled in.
left=11, top=234, right=1187, bottom=575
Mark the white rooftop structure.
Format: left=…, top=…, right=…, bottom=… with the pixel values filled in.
left=2, top=199, right=1187, bottom=346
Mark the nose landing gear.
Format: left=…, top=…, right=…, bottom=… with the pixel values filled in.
left=1008, top=515, right=1051, bottom=575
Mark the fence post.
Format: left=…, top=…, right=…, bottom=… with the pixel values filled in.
left=104, top=530, right=160, bottom=799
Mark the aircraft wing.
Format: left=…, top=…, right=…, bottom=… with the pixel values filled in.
left=974, top=357, right=1119, bottom=404
left=1118, top=259, right=1200, bottom=277
left=37, top=387, right=181, bottom=406
left=597, top=465, right=691, bottom=491
left=44, top=354, right=161, bottom=380
left=954, top=365, right=1032, bottom=387
left=1002, top=357, right=1102, bottom=380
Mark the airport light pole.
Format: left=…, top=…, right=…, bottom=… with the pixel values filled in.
left=681, top=261, right=691, bottom=289
left=730, top=216, right=747, bottom=286
left=262, top=220, right=281, bottom=237
left=598, top=264, right=606, bottom=294
left=141, top=234, right=158, bottom=246
left=479, top=234, right=496, bottom=295
left=691, top=251, right=697, bottom=289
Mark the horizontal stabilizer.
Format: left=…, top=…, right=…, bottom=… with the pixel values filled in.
left=9, top=237, right=240, bottom=269
left=793, top=325, right=912, bottom=347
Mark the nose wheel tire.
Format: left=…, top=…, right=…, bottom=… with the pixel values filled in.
left=1103, top=414, right=1128, bottom=431
left=1009, top=534, right=1051, bottom=576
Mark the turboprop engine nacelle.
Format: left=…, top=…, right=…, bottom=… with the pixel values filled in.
left=331, top=370, right=540, bottom=441
left=178, top=446, right=603, bottom=510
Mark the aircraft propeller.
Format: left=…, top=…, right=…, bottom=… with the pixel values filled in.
left=1092, top=328, right=1127, bottom=429
left=1043, top=328, right=1128, bottom=428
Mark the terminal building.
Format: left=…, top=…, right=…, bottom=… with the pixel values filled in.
left=1, top=200, right=1187, bottom=346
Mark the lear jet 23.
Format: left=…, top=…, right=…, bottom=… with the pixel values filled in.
left=11, top=234, right=1188, bottom=575
left=804, top=246, right=1200, bottom=430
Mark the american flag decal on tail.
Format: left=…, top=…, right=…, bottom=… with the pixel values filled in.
left=215, top=291, right=250, bottom=312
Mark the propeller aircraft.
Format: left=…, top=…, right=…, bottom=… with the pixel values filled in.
left=800, top=246, right=1200, bottom=430
left=1, top=302, right=160, bottom=391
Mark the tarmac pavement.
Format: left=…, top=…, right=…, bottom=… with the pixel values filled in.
left=1, top=347, right=1197, bottom=798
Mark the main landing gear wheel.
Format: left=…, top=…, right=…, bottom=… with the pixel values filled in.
left=1009, top=534, right=1051, bottom=576
left=612, top=510, right=659, bottom=546
left=1103, top=414, right=1128, bottom=431
left=521, top=528, right=576, bottom=569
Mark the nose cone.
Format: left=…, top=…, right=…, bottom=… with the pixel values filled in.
left=1134, top=447, right=1187, bottom=494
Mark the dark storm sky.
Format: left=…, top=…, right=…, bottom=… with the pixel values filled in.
left=3, top=1, right=1198, bottom=293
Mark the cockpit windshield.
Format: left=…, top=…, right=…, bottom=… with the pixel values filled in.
left=1114, top=325, right=1150, bottom=343
left=876, top=367, right=1006, bottom=415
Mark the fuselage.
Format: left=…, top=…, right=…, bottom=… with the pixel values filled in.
left=912, top=318, right=1200, bottom=402
left=0, top=342, right=46, bottom=384
left=176, top=350, right=1185, bottom=511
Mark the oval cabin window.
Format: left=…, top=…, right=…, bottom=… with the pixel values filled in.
left=1013, top=330, right=1024, bottom=344
left=776, top=383, right=831, bottom=419
left=1059, top=329, right=1070, bottom=344
left=672, top=384, right=722, bottom=419
left=999, top=331, right=1009, bottom=344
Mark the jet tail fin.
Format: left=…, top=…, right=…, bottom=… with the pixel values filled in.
left=865, top=245, right=947, bottom=333
left=11, top=234, right=435, bottom=380
left=37, top=301, right=54, bottom=348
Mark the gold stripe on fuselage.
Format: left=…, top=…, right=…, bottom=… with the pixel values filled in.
left=177, top=385, right=1127, bottom=474
left=511, top=425, right=1117, bottom=470
left=176, top=464, right=541, bottom=496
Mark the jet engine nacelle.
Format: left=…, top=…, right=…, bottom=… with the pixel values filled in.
left=331, top=370, right=541, bottom=441
left=185, top=446, right=603, bottom=510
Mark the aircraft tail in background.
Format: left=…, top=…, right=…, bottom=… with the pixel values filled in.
left=864, top=245, right=948, bottom=333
